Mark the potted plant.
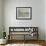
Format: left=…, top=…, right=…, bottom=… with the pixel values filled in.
left=0, top=26, right=7, bottom=44
left=3, top=32, right=6, bottom=39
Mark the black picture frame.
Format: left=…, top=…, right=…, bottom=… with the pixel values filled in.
left=16, top=7, right=32, bottom=20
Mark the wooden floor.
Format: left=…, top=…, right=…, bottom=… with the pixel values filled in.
left=0, top=40, right=46, bottom=46
left=9, top=40, right=46, bottom=46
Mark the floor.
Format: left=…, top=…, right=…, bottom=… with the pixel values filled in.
left=0, top=44, right=42, bottom=46
left=0, top=40, right=46, bottom=46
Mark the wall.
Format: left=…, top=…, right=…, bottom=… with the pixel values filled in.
left=45, top=0, right=46, bottom=40
left=32, top=0, right=45, bottom=40
left=3, top=0, right=45, bottom=40
left=0, top=0, right=3, bottom=38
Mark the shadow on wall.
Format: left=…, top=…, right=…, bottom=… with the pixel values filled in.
left=0, top=30, right=3, bottom=39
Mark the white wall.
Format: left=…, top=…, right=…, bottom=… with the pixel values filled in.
left=32, top=0, right=45, bottom=40
left=45, top=0, right=46, bottom=40
left=0, top=0, right=2, bottom=29
left=0, top=0, right=3, bottom=38
left=3, top=0, right=45, bottom=40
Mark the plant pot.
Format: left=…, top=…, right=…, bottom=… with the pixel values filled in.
left=0, top=39, right=7, bottom=44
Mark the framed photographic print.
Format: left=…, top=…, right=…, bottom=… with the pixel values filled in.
left=16, top=7, right=32, bottom=20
